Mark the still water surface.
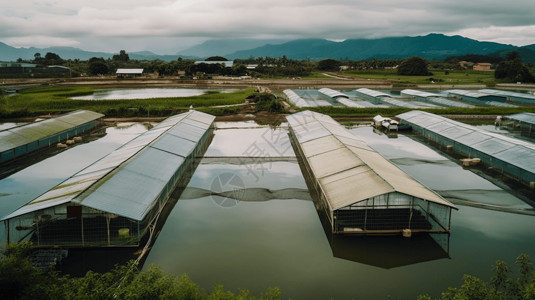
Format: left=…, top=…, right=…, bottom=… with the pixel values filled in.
left=71, top=88, right=238, bottom=100
left=1, top=121, right=535, bottom=299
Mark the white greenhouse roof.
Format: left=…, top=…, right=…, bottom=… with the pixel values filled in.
left=319, top=88, right=349, bottom=99
left=287, top=111, right=455, bottom=211
left=355, top=88, right=390, bottom=99
left=116, top=68, right=144, bottom=74
left=397, top=110, right=535, bottom=175
left=479, top=89, right=535, bottom=101
left=0, top=110, right=104, bottom=152
left=2, top=110, right=215, bottom=221
left=503, top=112, right=535, bottom=125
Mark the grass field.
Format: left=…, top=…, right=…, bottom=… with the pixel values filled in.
left=0, top=87, right=254, bottom=118
left=2, top=84, right=535, bottom=120
left=343, top=69, right=497, bottom=86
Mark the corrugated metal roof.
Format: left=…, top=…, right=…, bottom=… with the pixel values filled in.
left=0, top=110, right=103, bottom=152
left=2, top=110, right=215, bottom=221
left=397, top=110, right=535, bottom=174
left=287, top=111, right=455, bottom=211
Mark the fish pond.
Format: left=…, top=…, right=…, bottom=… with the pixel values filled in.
left=1, top=120, right=535, bottom=300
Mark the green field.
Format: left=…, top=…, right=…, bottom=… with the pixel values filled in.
left=0, top=87, right=254, bottom=118
left=2, top=85, right=535, bottom=120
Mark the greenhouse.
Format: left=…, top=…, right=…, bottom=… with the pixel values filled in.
left=287, top=111, right=456, bottom=235
left=0, top=110, right=104, bottom=164
left=447, top=89, right=516, bottom=107
left=397, top=110, right=535, bottom=188
left=479, top=89, right=535, bottom=105
left=401, top=89, right=474, bottom=108
left=499, top=112, right=535, bottom=138
left=318, top=88, right=365, bottom=108
left=2, top=110, right=215, bottom=248
left=355, top=88, right=432, bottom=108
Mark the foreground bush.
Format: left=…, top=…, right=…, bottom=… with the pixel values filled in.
left=0, top=242, right=282, bottom=300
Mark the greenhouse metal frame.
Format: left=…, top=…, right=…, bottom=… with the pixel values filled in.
left=0, top=110, right=104, bottom=163
left=397, top=110, right=535, bottom=188
left=2, top=110, right=215, bottom=248
left=287, top=111, right=456, bottom=235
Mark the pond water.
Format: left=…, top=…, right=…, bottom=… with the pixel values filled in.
left=71, top=88, right=238, bottom=100
left=1, top=121, right=535, bottom=300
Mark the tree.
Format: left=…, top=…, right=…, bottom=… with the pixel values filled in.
left=33, top=53, right=43, bottom=64
left=495, top=51, right=535, bottom=83
left=205, top=56, right=228, bottom=61
left=397, top=56, right=432, bottom=76
left=88, top=57, right=110, bottom=75
left=317, top=59, right=341, bottom=71
left=44, top=52, right=63, bottom=65
left=112, top=50, right=130, bottom=62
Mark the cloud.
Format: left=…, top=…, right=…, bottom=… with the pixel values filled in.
left=1, top=0, right=534, bottom=52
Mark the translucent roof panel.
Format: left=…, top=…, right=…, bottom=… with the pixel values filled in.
left=504, top=113, right=535, bottom=125
left=0, top=110, right=103, bottom=152
left=355, top=88, right=390, bottom=99
left=320, top=167, right=392, bottom=210
left=168, top=122, right=207, bottom=142
left=319, top=88, right=349, bottom=99
left=308, top=148, right=364, bottom=178
left=151, top=134, right=196, bottom=158
left=397, top=110, right=535, bottom=175
left=456, top=131, right=492, bottom=146
left=80, top=148, right=186, bottom=220
left=0, top=131, right=31, bottom=152
left=439, top=126, right=474, bottom=140
left=495, top=146, right=535, bottom=171
left=300, top=135, right=344, bottom=157
left=287, top=110, right=456, bottom=211
left=471, top=138, right=516, bottom=155
left=2, top=110, right=215, bottom=222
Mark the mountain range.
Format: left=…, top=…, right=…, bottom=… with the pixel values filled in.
left=1, top=34, right=534, bottom=62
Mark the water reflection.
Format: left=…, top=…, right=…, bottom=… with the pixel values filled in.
left=72, top=88, right=238, bottom=100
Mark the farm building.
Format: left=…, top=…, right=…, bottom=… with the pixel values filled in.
left=0, top=110, right=104, bottom=164
left=401, top=89, right=474, bottom=108
left=2, top=110, right=215, bottom=248
left=116, top=68, right=144, bottom=78
left=498, top=112, right=535, bottom=138
left=287, top=111, right=456, bottom=236
left=473, top=63, right=492, bottom=71
left=397, top=110, right=535, bottom=189
left=479, top=89, right=535, bottom=105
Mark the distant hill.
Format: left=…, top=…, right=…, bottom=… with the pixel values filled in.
left=227, top=34, right=525, bottom=60
left=177, top=39, right=290, bottom=58
left=0, top=42, right=195, bottom=62
left=2, top=34, right=534, bottom=62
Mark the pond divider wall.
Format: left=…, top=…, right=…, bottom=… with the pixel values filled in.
left=286, top=111, right=456, bottom=236
left=2, top=110, right=215, bottom=248
left=0, top=110, right=104, bottom=164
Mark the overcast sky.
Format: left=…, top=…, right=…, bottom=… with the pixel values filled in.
left=1, top=0, right=534, bottom=54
